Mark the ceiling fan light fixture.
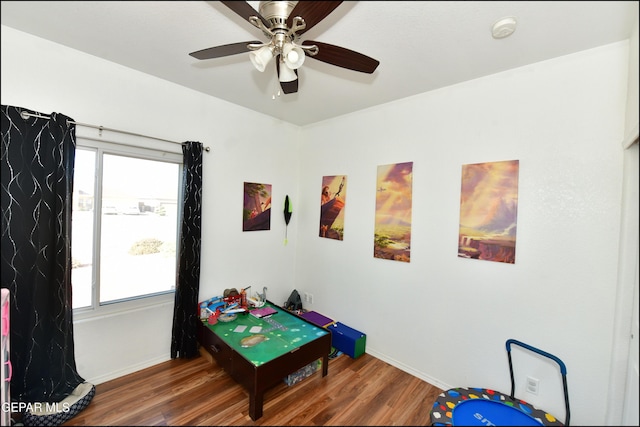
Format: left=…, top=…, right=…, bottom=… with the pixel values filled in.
left=192, top=1, right=380, bottom=95
left=250, top=45, right=275, bottom=72
left=278, top=61, right=297, bottom=82
left=283, top=42, right=305, bottom=69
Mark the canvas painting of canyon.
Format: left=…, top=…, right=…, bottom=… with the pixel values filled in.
left=374, top=162, right=413, bottom=263
left=458, top=160, right=519, bottom=263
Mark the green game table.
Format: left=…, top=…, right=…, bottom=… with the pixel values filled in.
left=197, top=301, right=331, bottom=420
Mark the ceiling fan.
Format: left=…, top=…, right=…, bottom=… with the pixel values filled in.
left=189, top=1, right=380, bottom=94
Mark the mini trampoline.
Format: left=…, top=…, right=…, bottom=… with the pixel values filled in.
left=430, top=339, right=570, bottom=426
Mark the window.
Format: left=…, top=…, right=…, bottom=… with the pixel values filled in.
left=71, top=139, right=182, bottom=312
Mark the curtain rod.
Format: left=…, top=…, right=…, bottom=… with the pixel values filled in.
left=19, top=111, right=210, bottom=152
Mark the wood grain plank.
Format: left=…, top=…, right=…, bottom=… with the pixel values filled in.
left=61, top=350, right=443, bottom=426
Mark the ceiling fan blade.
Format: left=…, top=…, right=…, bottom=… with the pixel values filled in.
left=287, top=1, right=343, bottom=35
left=303, top=41, right=380, bottom=74
left=189, top=41, right=262, bottom=60
left=276, top=60, right=299, bottom=94
left=220, top=1, right=270, bottom=28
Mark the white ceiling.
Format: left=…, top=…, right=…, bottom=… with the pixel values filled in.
left=1, top=1, right=638, bottom=126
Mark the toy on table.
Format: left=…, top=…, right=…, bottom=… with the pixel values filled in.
left=247, top=286, right=268, bottom=308
left=205, top=303, right=240, bottom=325
left=201, top=286, right=262, bottom=324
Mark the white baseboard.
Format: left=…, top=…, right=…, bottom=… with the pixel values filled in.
left=364, top=348, right=452, bottom=392
left=85, top=354, right=172, bottom=385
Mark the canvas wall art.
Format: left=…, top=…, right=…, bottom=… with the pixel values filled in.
left=458, top=160, right=519, bottom=263
left=243, top=182, right=272, bottom=231
left=373, top=162, right=413, bottom=263
left=319, top=175, right=347, bottom=240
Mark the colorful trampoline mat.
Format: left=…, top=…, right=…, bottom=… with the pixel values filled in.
left=430, top=387, right=564, bottom=426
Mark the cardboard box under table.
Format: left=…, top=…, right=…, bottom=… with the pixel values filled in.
left=329, top=322, right=366, bottom=358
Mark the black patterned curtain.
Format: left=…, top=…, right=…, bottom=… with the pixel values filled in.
left=171, top=141, right=203, bottom=358
left=1, top=105, right=85, bottom=402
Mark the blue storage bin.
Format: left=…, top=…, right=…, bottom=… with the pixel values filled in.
left=329, top=322, right=366, bottom=358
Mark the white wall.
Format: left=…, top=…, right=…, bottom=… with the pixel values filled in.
left=608, top=14, right=639, bottom=426
left=624, top=16, right=639, bottom=139
left=1, top=25, right=301, bottom=384
left=1, top=24, right=634, bottom=426
left=294, top=42, right=630, bottom=426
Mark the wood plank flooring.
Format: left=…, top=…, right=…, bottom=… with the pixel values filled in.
left=62, top=349, right=443, bottom=426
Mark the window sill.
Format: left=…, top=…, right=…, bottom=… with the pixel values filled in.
left=73, top=292, right=175, bottom=322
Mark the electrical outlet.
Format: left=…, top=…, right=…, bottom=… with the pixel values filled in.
left=308, top=294, right=314, bottom=304
left=526, top=376, right=539, bottom=395
left=304, top=292, right=309, bottom=303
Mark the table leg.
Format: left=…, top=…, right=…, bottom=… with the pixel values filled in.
left=249, top=391, right=264, bottom=421
left=322, top=354, right=329, bottom=376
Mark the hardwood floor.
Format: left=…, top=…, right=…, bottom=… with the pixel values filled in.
left=62, top=349, right=443, bottom=426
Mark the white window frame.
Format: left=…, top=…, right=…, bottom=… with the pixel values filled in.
left=72, top=134, right=183, bottom=321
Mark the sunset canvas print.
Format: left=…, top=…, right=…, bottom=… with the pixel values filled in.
left=374, top=162, right=413, bottom=263
left=458, top=160, right=519, bottom=263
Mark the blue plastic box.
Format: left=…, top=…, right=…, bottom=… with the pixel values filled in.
left=329, top=322, right=366, bottom=358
